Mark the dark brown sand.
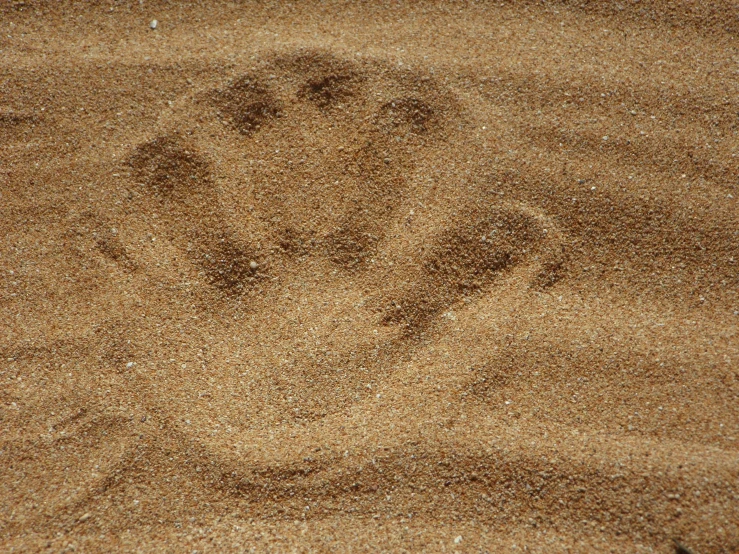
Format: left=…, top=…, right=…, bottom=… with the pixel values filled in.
left=1, top=1, right=738, bottom=552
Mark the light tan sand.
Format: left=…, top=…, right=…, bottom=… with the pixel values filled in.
left=1, top=1, right=738, bottom=552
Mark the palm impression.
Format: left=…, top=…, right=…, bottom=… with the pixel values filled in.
left=111, top=49, right=564, bottom=462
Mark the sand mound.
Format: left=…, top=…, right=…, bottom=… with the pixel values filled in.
left=1, top=2, right=738, bottom=552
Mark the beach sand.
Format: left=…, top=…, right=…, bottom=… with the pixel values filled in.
left=1, top=1, right=738, bottom=552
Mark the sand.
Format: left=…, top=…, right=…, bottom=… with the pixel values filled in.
left=1, top=1, right=738, bottom=552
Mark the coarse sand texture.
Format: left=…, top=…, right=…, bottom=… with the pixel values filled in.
left=1, top=1, right=738, bottom=552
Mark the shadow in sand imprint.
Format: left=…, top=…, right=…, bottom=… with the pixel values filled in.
left=380, top=203, right=548, bottom=335
left=127, top=136, right=262, bottom=297
left=212, top=76, right=283, bottom=136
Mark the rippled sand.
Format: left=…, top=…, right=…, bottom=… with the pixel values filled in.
left=1, top=2, right=738, bottom=552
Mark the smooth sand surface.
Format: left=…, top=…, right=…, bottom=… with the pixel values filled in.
left=1, top=1, right=738, bottom=552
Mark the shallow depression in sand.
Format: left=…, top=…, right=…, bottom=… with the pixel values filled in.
left=118, top=49, right=561, bottom=431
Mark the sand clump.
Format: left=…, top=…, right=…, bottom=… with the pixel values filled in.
left=1, top=1, right=738, bottom=552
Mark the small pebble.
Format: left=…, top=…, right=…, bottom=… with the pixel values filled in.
left=126, top=361, right=135, bottom=368
left=454, top=536, right=463, bottom=544
left=150, top=19, right=158, bottom=30
left=249, top=261, right=258, bottom=270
